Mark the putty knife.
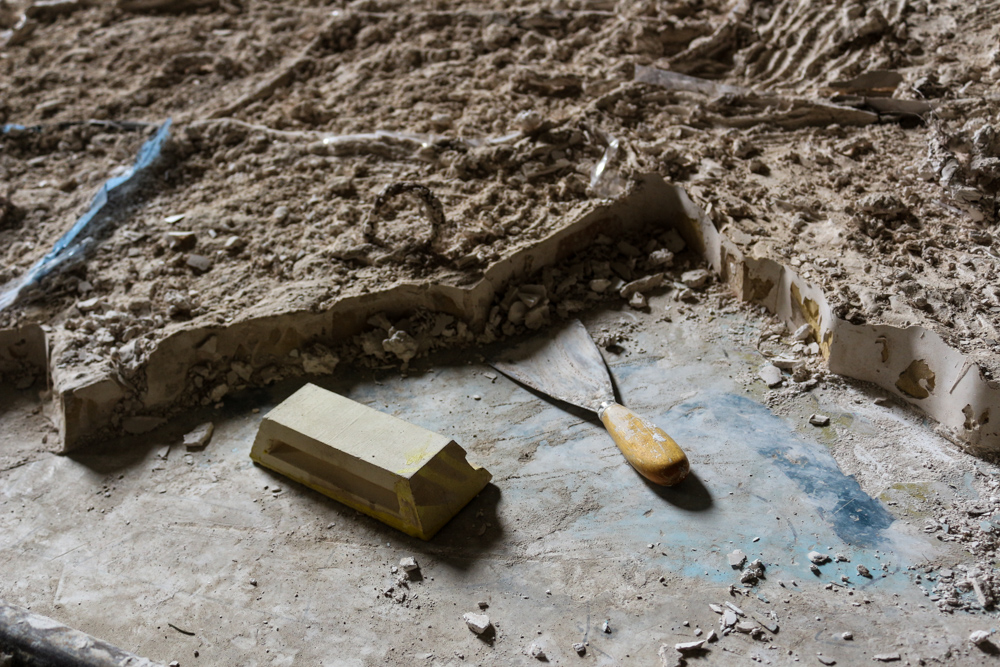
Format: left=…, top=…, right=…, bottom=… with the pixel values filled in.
left=491, top=319, right=690, bottom=486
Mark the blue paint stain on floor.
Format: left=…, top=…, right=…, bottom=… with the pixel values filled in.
left=667, top=392, right=895, bottom=549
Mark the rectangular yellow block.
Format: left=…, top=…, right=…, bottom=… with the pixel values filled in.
left=250, top=383, right=492, bottom=540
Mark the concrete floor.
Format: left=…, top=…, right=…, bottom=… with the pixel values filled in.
left=1, top=293, right=995, bottom=666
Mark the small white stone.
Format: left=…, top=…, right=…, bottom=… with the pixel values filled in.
left=728, top=550, right=747, bottom=567
left=770, top=356, right=801, bottom=370
left=183, top=422, right=214, bottom=450
left=970, top=630, right=991, bottom=645
left=514, top=110, right=543, bottom=133
left=464, top=612, right=491, bottom=634
left=809, top=414, right=831, bottom=427
left=527, top=642, right=546, bottom=660
left=628, top=292, right=648, bottom=309
left=809, top=551, right=831, bottom=564
left=649, top=249, right=674, bottom=267
left=186, top=254, right=213, bottom=272
left=589, top=278, right=612, bottom=293
left=76, top=296, right=104, bottom=313
left=842, top=631, right=853, bottom=640
left=791, top=323, right=812, bottom=341
left=675, top=640, right=706, bottom=653
left=759, top=364, right=783, bottom=387
left=680, top=269, right=711, bottom=290
left=399, top=557, right=419, bottom=572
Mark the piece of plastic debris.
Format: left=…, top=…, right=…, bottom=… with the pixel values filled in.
left=0, top=120, right=172, bottom=312
left=602, top=620, right=611, bottom=633
left=464, top=613, right=491, bottom=635
left=589, top=137, right=623, bottom=199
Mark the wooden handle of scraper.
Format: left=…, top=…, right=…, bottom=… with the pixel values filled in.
left=598, top=402, right=690, bottom=486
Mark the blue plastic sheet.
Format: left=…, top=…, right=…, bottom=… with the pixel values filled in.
left=0, top=119, right=172, bottom=311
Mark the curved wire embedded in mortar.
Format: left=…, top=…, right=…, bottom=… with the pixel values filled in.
left=361, top=182, right=445, bottom=251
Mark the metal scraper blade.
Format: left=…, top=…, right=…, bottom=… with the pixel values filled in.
left=490, top=319, right=616, bottom=414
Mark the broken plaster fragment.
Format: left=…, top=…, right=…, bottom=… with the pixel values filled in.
left=573, top=642, right=586, bottom=656
left=857, top=564, right=872, bottom=578
left=680, top=269, right=711, bottom=290
left=524, top=304, right=550, bottom=330
left=464, top=612, right=491, bottom=635
left=620, top=273, right=664, bottom=299
left=183, top=422, right=214, bottom=450
left=808, top=551, right=831, bottom=565
left=628, top=292, right=647, bottom=309
left=970, top=630, right=991, bottom=646
left=399, top=557, right=419, bottom=573
left=809, top=414, right=831, bottom=427
left=675, top=640, right=706, bottom=653
left=527, top=642, right=546, bottom=660
left=873, top=654, right=901, bottom=662
left=589, top=278, right=612, bottom=294
left=382, top=328, right=419, bottom=366
left=728, top=550, right=747, bottom=568
left=759, top=364, right=783, bottom=388
left=186, top=254, right=212, bottom=273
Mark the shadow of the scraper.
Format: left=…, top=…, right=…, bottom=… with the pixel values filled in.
left=642, top=469, right=713, bottom=511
